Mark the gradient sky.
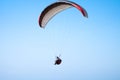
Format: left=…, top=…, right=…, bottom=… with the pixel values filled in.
left=1, top=0, right=120, bottom=80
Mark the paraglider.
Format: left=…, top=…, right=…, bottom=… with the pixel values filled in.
left=54, top=56, right=62, bottom=65
left=38, top=0, right=88, bottom=65
left=38, top=0, right=88, bottom=28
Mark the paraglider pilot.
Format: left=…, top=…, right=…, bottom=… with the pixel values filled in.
left=54, top=56, right=62, bottom=65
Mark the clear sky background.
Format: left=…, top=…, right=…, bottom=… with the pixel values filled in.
left=0, top=0, right=120, bottom=80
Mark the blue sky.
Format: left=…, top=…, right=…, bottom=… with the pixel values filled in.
left=0, top=0, right=120, bottom=80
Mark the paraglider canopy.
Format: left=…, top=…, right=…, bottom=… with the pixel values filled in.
left=39, top=0, right=88, bottom=28
left=58, top=0, right=69, bottom=1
